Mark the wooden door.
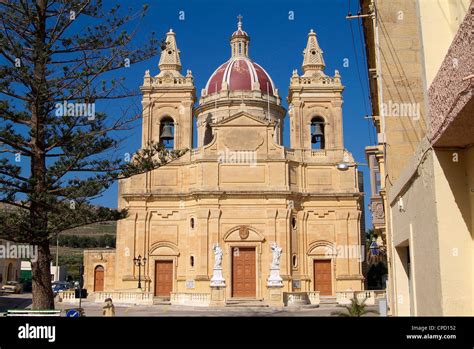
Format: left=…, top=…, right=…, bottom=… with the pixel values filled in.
left=314, top=260, right=332, bottom=295
left=232, top=247, right=256, bottom=298
left=154, top=261, right=173, bottom=297
left=94, top=265, right=104, bottom=292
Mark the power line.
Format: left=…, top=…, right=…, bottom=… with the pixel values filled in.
left=347, top=0, right=375, bottom=146
left=357, top=15, right=377, bottom=145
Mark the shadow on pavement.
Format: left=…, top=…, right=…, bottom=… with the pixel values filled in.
left=0, top=293, right=33, bottom=312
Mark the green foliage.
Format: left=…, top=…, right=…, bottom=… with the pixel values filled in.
left=57, top=253, right=83, bottom=281
left=58, top=234, right=115, bottom=248
left=331, top=297, right=379, bottom=317
left=0, top=1, right=185, bottom=244
left=367, top=262, right=388, bottom=289
left=0, top=0, right=177, bottom=308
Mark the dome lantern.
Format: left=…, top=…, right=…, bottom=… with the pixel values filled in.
left=230, top=15, right=250, bottom=58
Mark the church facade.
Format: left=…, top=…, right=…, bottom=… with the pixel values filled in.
left=84, top=18, right=365, bottom=306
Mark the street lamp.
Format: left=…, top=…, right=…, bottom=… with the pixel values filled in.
left=336, top=162, right=368, bottom=171
left=133, top=255, right=147, bottom=289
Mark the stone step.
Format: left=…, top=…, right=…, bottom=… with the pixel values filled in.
left=225, top=299, right=268, bottom=307
left=153, top=297, right=171, bottom=305
left=318, top=297, right=338, bottom=306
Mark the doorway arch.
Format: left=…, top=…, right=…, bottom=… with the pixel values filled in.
left=94, top=265, right=104, bottom=292
left=6, top=263, right=13, bottom=281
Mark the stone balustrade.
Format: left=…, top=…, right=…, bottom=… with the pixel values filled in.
left=94, top=291, right=153, bottom=305
left=336, top=290, right=376, bottom=305
left=57, top=290, right=78, bottom=303
left=336, top=291, right=354, bottom=304
left=170, top=292, right=210, bottom=306
left=283, top=292, right=308, bottom=306
left=307, top=291, right=320, bottom=305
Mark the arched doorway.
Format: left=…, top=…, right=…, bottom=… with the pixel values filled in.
left=94, top=265, right=104, bottom=292
left=223, top=226, right=265, bottom=299
left=6, top=263, right=13, bottom=281
left=308, top=241, right=336, bottom=296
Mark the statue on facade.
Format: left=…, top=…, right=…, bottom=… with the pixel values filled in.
left=211, top=244, right=225, bottom=287
left=213, top=244, right=223, bottom=269
left=268, top=242, right=283, bottom=287
left=270, top=242, right=282, bottom=269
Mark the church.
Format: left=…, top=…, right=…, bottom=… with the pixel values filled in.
left=84, top=17, right=365, bottom=306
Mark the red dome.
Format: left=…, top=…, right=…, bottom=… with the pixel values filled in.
left=205, top=57, right=275, bottom=96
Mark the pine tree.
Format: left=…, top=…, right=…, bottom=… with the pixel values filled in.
left=0, top=0, right=183, bottom=309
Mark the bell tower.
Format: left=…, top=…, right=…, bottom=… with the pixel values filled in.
left=141, top=29, right=196, bottom=150
left=288, top=29, right=344, bottom=151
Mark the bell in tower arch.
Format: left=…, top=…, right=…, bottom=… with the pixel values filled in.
left=311, top=122, right=324, bottom=144
left=160, top=122, right=174, bottom=140
left=160, top=120, right=175, bottom=148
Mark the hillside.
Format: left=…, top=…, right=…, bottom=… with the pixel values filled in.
left=62, top=221, right=117, bottom=236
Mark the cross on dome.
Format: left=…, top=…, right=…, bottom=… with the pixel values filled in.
left=237, top=14, right=243, bottom=29
left=231, top=15, right=249, bottom=58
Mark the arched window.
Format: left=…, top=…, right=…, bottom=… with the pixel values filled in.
left=190, top=217, right=195, bottom=229
left=310, top=116, right=325, bottom=150
left=190, top=256, right=195, bottom=268
left=203, top=124, right=213, bottom=146
left=159, top=117, right=175, bottom=149
left=203, top=115, right=213, bottom=146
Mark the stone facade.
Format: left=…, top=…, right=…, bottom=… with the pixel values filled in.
left=84, top=19, right=364, bottom=305
left=361, top=0, right=472, bottom=315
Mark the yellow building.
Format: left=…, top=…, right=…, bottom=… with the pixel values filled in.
left=0, top=239, right=21, bottom=287
left=84, top=19, right=365, bottom=306
left=361, top=0, right=473, bottom=315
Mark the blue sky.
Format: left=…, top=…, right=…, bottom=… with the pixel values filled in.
left=87, top=0, right=376, bottom=229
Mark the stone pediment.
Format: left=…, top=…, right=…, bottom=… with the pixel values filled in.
left=224, top=226, right=265, bottom=242
left=211, top=111, right=274, bottom=127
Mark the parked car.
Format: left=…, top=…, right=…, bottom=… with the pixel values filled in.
left=1, top=281, right=23, bottom=294
left=52, top=281, right=72, bottom=296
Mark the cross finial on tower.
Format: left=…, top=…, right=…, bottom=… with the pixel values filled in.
left=237, top=14, right=243, bottom=29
